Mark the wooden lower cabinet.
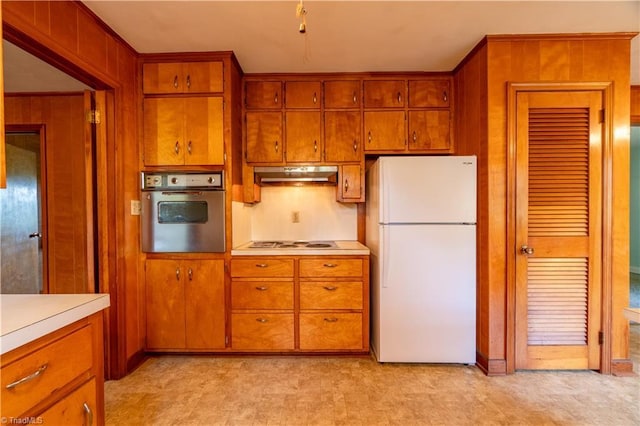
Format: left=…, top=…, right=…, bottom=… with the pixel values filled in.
left=230, top=255, right=369, bottom=353
left=0, top=313, right=104, bottom=425
left=145, top=258, right=225, bottom=350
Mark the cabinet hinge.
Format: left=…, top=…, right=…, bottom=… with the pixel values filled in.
left=86, top=110, right=101, bottom=124
left=598, top=330, right=604, bottom=345
left=599, top=109, right=605, bottom=124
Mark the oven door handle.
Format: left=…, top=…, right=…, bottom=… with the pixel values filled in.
left=160, top=191, right=204, bottom=196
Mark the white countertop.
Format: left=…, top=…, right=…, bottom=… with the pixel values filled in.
left=1, top=294, right=110, bottom=355
left=231, top=240, right=370, bottom=256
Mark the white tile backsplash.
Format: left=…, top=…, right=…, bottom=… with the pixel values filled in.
left=240, top=186, right=357, bottom=242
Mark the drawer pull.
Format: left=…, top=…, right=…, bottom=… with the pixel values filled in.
left=6, top=364, right=48, bottom=390
left=255, top=263, right=268, bottom=268
left=323, top=286, right=338, bottom=291
left=324, top=317, right=339, bottom=323
left=83, top=402, right=94, bottom=426
left=323, top=263, right=338, bottom=268
left=256, top=318, right=269, bottom=323
left=255, top=286, right=268, bottom=291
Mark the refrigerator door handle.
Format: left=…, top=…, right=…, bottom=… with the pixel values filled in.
left=381, top=225, right=390, bottom=288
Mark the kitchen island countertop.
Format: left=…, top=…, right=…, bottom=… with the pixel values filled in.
left=1, top=293, right=110, bottom=354
left=231, top=240, right=370, bottom=256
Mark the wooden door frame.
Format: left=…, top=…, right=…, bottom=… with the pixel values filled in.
left=506, top=82, right=614, bottom=374
left=4, top=124, right=48, bottom=293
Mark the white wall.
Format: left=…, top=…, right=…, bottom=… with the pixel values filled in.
left=232, top=186, right=358, bottom=246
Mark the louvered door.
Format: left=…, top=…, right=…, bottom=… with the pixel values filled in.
left=515, top=91, right=602, bottom=370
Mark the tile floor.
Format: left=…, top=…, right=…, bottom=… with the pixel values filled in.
left=105, top=339, right=640, bottom=425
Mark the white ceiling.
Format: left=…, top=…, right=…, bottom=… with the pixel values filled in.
left=3, top=1, right=640, bottom=92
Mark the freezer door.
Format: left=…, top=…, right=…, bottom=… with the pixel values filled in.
left=373, top=223, right=476, bottom=363
left=379, top=156, right=476, bottom=224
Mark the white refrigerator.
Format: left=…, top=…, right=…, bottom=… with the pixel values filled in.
left=366, top=156, right=477, bottom=363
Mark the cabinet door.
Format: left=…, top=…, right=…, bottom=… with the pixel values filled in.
left=408, top=80, right=450, bottom=108
left=185, top=260, right=226, bottom=349
left=143, top=98, right=184, bottom=166
left=38, top=379, right=97, bottom=426
left=184, top=97, right=224, bottom=165
left=363, top=80, right=406, bottom=108
left=143, top=62, right=223, bottom=94
left=408, top=110, right=451, bottom=151
left=143, top=62, right=184, bottom=94
left=285, top=111, right=321, bottom=163
left=324, top=80, right=361, bottom=108
left=325, top=111, right=361, bottom=163
left=183, top=61, right=223, bottom=93
left=146, top=259, right=186, bottom=349
left=285, top=81, right=321, bottom=108
left=338, top=164, right=363, bottom=202
left=245, top=81, right=282, bottom=109
left=245, top=112, right=283, bottom=163
left=364, top=111, right=406, bottom=151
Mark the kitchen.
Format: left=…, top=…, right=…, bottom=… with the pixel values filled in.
left=1, top=1, right=639, bottom=425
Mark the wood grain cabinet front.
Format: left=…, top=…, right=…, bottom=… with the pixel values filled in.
left=0, top=313, right=105, bottom=425
left=143, top=97, right=224, bottom=166
left=145, top=259, right=225, bottom=350
left=143, top=61, right=223, bottom=94
left=337, top=164, right=364, bottom=203
left=285, top=81, right=321, bottom=109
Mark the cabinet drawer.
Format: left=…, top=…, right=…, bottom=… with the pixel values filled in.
left=300, top=281, right=363, bottom=310
left=299, top=313, right=363, bottom=350
left=232, top=281, right=294, bottom=310
left=299, top=258, right=363, bottom=278
left=38, top=378, right=96, bottom=425
left=231, top=258, right=294, bottom=278
left=1, top=325, right=93, bottom=418
left=231, top=314, right=294, bottom=350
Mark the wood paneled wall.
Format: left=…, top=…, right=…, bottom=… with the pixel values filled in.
left=2, top=0, right=141, bottom=379
left=454, top=33, right=636, bottom=375
left=632, top=85, right=640, bottom=123
left=5, top=94, right=88, bottom=294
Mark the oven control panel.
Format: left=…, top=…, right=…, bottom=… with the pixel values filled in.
left=142, top=172, right=224, bottom=190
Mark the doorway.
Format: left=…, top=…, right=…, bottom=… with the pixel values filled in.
left=0, top=132, right=45, bottom=293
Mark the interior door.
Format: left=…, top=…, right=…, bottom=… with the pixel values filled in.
left=515, top=91, right=603, bottom=370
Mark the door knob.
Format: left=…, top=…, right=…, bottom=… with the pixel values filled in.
left=520, top=245, right=534, bottom=255
left=29, top=232, right=42, bottom=239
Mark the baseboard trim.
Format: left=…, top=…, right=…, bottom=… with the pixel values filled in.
left=611, top=359, right=636, bottom=376
left=476, top=351, right=507, bottom=376
left=630, top=266, right=640, bottom=275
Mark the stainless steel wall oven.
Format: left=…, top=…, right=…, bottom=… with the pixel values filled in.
left=141, top=172, right=225, bottom=253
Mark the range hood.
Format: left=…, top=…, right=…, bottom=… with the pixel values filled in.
left=254, top=166, right=338, bottom=184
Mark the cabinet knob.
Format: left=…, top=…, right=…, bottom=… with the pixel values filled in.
left=520, top=245, right=535, bottom=255
left=314, top=140, right=318, bottom=152
left=176, top=268, right=180, bottom=281
left=274, top=141, right=279, bottom=152
left=187, top=140, right=192, bottom=154
left=313, top=92, right=317, bottom=104
left=255, top=286, right=268, bottom=291
left=443, top=91, right=448, bottom=103
left=188, top=268, right=193, bottom=281
left=323, top=286, right=338, bottom=291
left=173, top=75, right=179, bottom=89
left=324, top=317, right=339, bottom=323
left=412, top=131, right=417, bottom=142
left=344, top=179, right=349, bottom=193
left=186, top=74, right=191, bottom=89
left=274, top=93, right=279, bottom=104
left=353, top=93, right=357, bottom=104
left=368, top=131, right=372, bottom=143
left=174, top=141, right=180, bottom=154
left=255, top=263, right=268, bottom=268
left=397, top=92, right=402, bottom=104
left=256, top=318, right=269, bottom=323
left=353, top=141, right=358, bottom=152
left=323, top=263, right=338, bottom=268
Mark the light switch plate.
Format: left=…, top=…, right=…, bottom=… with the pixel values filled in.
left=131, top=200, right=141, bottom=216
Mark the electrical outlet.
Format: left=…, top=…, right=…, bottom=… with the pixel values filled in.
left=131, top=200, right=141, bottom=216
left=292, top=211, right=300, bottom=223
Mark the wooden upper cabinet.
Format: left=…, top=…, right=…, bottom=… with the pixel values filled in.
left=363, top=80, right=406, bottom=108
left=245, top=81, right=283, bottom=109
left=285, top=81, right=321, bottom=108
left=337, top=164, right=364, bottom=202
left=325, top=111, right=361, bottom=162
left=245, top=111, right=283, bottom=163
left=408, top=80, right=450, bottom=108
left=364, top=111, right=406, bottom=151
left=408, top=110, right=451, bottom=151
left=324, top=80, right=361, bottom=109
left=143, top=61, right=223, bottom=94
left=143, top=97, right=224, bottom=166
left=285, top=111, right=322, bottom=163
